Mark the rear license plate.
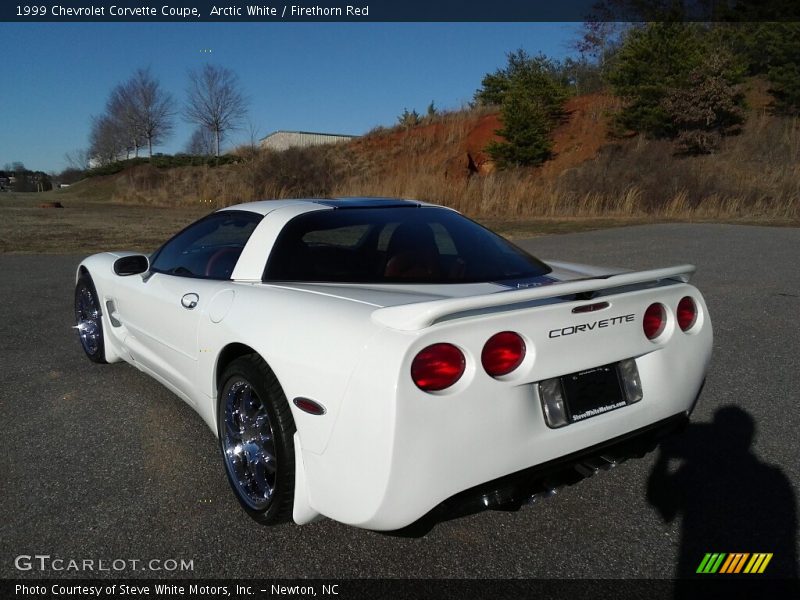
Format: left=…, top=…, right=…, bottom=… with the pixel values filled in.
left=561, top=363, right=627, bottom=423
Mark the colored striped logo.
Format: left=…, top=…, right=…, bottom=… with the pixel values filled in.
left=696, top=553, right=773, bottom=574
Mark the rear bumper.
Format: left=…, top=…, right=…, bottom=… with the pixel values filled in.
left=302, top=359, right=706, bottom=531
left=404, top=412, right=689, bottom=533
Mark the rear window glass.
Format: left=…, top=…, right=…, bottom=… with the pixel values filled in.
left=264, top=207, right=551, bottom=284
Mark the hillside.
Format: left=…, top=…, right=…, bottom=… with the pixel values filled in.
left=92, top=87, right=798, bottom=222
left=336, top=87, right=796, bottom=221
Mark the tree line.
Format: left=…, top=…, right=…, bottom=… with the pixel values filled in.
left=89, top=64, right=248, bottom=166
left=474, top=20, right=800, bottom=168
left=0, top=162, right=52, bottom=192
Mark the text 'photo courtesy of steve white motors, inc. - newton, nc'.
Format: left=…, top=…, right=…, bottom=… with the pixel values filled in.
left=14, top=583, right=337, bottom=597
left=16, top=4, right=370, bottom=18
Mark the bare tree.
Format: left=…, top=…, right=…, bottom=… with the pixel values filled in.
left=247, top=120, right=262, bottom=152
left=64, top=149, right=89, bottom=170
left=92, top=68, right=174, bottom=163
left=574, top=21, right=627, bottom=69
left=184, top=64, right=248, bottom=157
left=129, top=68, right=175, bottom=157
left=107, top=82, right=143, bottom=158
left=88, top=115, right=127, bottom=165
left=185, top=126, right=215, bottom=156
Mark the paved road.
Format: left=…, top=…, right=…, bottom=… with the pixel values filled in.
left=1, top=223, right=798, bottom=579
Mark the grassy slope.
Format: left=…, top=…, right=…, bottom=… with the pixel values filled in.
left=340, top=89, right=798, bottom=222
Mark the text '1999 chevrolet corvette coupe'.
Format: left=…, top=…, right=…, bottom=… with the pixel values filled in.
left=74, top=198, right=712, bottom=530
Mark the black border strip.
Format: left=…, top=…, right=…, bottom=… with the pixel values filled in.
left=3, top=578, right=799, bottom=600
left=4, top=1, right=800, bottom=23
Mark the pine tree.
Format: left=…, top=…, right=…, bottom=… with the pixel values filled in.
left=397, top=108, right=421, bottom=128
left=606, top=23, right=705, bottom=137
left=663, top=52, right=746, bottom=154
left=478, top=50, right=568, bottom=168
left=486, top=82, right=557, bottom=168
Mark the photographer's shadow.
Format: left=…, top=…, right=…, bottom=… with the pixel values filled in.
left=647, top=405, right=798, bottom=579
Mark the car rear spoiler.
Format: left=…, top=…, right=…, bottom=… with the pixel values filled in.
left=371, top=264, right=696, bottom=332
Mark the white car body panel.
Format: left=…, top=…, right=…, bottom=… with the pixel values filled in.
left=77, top=198, right=713, bottom=530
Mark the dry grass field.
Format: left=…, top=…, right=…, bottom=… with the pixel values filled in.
left=2, top=181, right=797, bottom=256
left=0, top=187, right=208, bottom=254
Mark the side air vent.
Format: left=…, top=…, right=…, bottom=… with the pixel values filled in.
left=105, top=300, right=121, bottom=327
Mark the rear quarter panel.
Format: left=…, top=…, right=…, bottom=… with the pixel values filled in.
left=196, top=283, right=385, bottom=454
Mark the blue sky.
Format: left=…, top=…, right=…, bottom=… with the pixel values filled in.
left=0, top=22, right=580, bottom=172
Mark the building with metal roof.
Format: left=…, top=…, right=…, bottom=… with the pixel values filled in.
left=259, top=130, right=359, bottom=152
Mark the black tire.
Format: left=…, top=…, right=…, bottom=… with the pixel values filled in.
left=217, top=354, right=296, bottom=524
left=74, top=273, right=107, bottom=364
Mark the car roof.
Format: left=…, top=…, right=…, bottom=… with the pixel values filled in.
left=218, top=197, right=438, bottom=216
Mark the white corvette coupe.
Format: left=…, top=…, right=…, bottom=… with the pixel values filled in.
left=75, top=198, right=712, bottom=530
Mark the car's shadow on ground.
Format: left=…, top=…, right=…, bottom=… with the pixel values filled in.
left=646, top=405, right=798, bottom=583
left=387, top=405, right=800, bottom=593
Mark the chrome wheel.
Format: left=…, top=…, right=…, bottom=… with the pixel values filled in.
left=217, top=355, right=296, bottom=523
left=74, top=275, right=106, bottom=363
left=221, top=380, right=278, bottom=511
left=75, top=285, right=101, bottom=356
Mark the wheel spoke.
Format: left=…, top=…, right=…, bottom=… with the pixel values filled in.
left=256, top=448, right=277, bottom=474
left=225, top=419, right=243, bottom=441
left=249, top=453, right=275, bottom=498
left=253, top=412, right=269, bottom=430
left=238, top=387, right=258, bottom=427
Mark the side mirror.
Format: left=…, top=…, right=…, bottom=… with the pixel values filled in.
left=114, top=254, right=150, bottom=276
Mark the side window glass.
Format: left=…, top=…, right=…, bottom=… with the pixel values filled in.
left=150, top=212, right=262, bottom=279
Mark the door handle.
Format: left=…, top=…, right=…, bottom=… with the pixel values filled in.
left=181, top=293, right=199, bottom=310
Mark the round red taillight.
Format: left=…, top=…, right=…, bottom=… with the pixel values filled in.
left=482, top=331, right=526, bottom=377
left=677, top=296, right=697, bottom=332
left=411, top=343, right=466, bottom=392
left=643, top=303, right=666, bottom=340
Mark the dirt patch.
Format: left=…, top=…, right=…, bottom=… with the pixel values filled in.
left=347, top=94, right=617, bottom=182
left=349, top=109, right=505, bottom=180
left=465, top=113, right=503, bottom=173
